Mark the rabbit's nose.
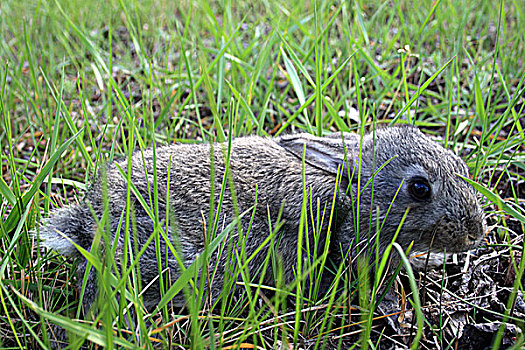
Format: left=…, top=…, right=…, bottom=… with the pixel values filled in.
left=466, top=215, right=485, bottom=242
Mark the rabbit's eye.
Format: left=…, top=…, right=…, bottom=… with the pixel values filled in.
left=408, top=178, right=431, bottom=201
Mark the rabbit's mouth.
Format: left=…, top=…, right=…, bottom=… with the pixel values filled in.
left=425, top=220, right=485, bottom=253
left=447, top=228, right=485, bottom=252
left=460, top=235, right=483, bottom=251
left=433, top=213, right=486, bottom=252
left=467, top=233, right=480, bottom=244
left=464, top=230, right=485, bottom=248
left=463, top=215, right=487, bottom=249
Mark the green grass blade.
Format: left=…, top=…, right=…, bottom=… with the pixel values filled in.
left=3, top=129, right=83, bottom=235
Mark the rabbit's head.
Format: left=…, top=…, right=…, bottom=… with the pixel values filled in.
left=354, top=126, right=487, bottom=254
left=279, top=126, right=486, bottom=255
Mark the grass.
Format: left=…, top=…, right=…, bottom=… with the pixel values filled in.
left=1, top=0, right=524, bottom=348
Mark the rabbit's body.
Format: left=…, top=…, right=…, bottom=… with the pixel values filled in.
left=40, top=126, right=486, bottom=311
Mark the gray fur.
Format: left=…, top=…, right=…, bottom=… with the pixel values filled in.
left=39, top=126, right=486, bottom=312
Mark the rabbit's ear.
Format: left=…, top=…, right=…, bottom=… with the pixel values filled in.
left=278, top=134, right=355, bottom=177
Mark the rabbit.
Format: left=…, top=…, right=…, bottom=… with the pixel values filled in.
left=39, top=125, right=486, bottom=313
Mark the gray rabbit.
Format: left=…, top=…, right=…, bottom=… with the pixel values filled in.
left=39, top=125, right=486, bottom=312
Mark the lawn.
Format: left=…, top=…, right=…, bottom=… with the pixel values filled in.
left=0, top=0, right=524, bottom=349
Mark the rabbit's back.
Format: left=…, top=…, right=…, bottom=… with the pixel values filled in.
left=80, top=137, right=346, bottom=307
